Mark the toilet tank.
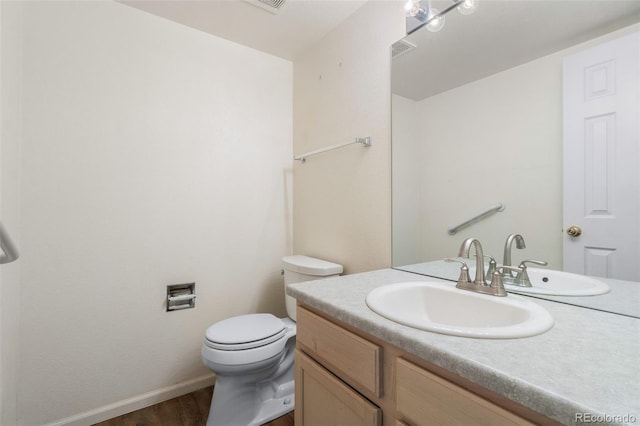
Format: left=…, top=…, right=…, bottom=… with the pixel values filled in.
left=282, top=255, right=343, bottom=321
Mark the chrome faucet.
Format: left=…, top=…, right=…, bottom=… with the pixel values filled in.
left=487, top=265, right=524, bottom=296
left=444, top=238, right=519, bottom=297
left=503, top=233, right=526, bottom=267
left=502, top=233, right=526, bottom=281
left=512, top=259, right=549, bottom=287
left=444, top=238, right=498, bottom=296
left=459, top=237, right=486, bottom=285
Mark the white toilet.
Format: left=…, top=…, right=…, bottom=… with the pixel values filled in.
left=201, top=255, right=343, bottom=426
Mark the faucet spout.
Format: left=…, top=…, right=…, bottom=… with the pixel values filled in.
left=503, top=233, right=526, bottom=267
left=458, top=238, right=485, bottom=285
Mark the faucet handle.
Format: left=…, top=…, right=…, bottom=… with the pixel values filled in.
left=490, top=265, right=523, bottom=296
left=444, top=258, right=471, bottom=285
left=518, top=259, right=548, bottom=268
left=514, top=259, right=548, bottom=286
left=497, top=265, right=523, bottom=274
left=483, top=255, right=497, bottom=281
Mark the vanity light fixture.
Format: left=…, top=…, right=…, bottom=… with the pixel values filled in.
left=425, top=8, right=445, bottom=32
left=457, top=0, right=479, bottom=16
left=405, top=0, right=478, bottom=34
left=405, top=0, right=427, bottom=21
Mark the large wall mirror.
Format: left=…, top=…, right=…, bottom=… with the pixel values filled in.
left=391, top=0, right=640, bottom=317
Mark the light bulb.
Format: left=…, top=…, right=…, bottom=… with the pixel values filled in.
left=426, top=8, right=445, bottom=32
left=457, top=0, right=479, bottom=16
left=405, top=0, right=429, bottom=22
left=404, top=0, right=421, bottom=17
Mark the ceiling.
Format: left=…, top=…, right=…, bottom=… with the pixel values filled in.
left=120, top=0, right=370, bottom=60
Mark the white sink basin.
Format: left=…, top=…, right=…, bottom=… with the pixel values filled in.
left=505, top=268, right=610, bottom=296
left=366, top=281, right=553, bottom=339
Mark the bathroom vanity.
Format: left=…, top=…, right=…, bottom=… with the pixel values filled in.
left=295, top=306, right=547, bottom=425
left=288, top=269, right=640, bottom=425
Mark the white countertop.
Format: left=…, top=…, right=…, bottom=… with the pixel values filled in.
left=287, top=268, right=640, bottom=425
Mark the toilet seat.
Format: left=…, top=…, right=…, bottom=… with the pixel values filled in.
left=204, top=329, right=286, bottom=351
left=202, top=314, right=295, bottom=367
left=204, top=314, right=286, bottom=351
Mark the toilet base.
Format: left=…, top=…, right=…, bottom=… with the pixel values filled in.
left=206, top=340, right=295, bottom=426
left=248, top=380, right=295, bottom=426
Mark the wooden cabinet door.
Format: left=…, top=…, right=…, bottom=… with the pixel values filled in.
left=295, top=350, right=381, bottom=426
left=296, top=306, right=382, bottom=397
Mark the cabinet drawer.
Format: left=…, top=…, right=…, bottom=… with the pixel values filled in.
left=297, top=306, right=382, bottom=397
left=296, top=350, right=381, bottom=426
left=396, top=358, right=533, bottom=426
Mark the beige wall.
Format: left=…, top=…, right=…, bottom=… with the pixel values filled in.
left=1, top=1, right=23, bottom=423
left=400, top=55, right=564, bottom=268
left=293, top=0, right=405, bottom=274
left=391, top=94, right=422, bottom=267
left=2, top=0, right=409, bottom=423
left=13, top=2, right=292, bottom=424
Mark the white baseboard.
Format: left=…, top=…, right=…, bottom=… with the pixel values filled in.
left=44, top=374, right=216, bottom=426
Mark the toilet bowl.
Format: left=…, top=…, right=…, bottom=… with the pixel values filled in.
left=201, top=255, right=343, bottom=426
left=202, top=314, right=296, bottom=426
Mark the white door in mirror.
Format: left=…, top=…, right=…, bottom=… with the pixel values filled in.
left=562, top=31, right=639, bottom=281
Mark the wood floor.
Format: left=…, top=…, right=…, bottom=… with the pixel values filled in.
left=93, top=386, right=294, bottom=426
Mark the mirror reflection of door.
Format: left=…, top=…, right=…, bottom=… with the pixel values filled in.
left=562, top=32, right=639, bottom=281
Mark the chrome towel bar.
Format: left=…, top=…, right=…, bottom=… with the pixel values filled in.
left=448, top=203, right=505, bottom=235
left=294, top=137, right=372, bottom=163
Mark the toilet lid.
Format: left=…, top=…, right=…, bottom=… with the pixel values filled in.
left=205, top=314, right=285, bottom=348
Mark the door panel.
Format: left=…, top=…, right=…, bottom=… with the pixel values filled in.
left=563, top=31, right=639, bottom=280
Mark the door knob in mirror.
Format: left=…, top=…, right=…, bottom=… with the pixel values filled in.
left=567, top=226, right=582, bottom=237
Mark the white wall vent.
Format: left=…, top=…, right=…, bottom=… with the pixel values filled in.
left=392, top=39, right=417, bottom=58
left=243, top=0, right=287, bottom=14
